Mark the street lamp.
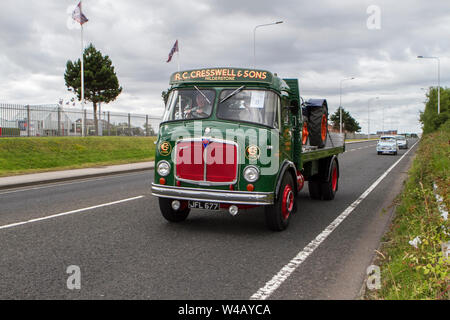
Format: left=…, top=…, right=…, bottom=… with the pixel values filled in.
left=417, top=55, right=440, bottom=114
left=253, top=21, right=283, bottom=68
left=368, top=97, right=379, bottom=140
left=339, top=77, right=355, bottom=134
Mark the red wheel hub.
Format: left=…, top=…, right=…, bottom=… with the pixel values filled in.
left=281, top=184, right=294, bottom=220
left=331, top=166, right=337, bottom=191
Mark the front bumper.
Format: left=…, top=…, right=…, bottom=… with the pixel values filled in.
left=151, top=183, right=274, bottom=205
left=377, top=146, right=396, bottom=153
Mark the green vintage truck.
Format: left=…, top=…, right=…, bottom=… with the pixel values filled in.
left=151, top=67, right=345, bottom=231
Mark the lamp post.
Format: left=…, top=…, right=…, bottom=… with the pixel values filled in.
left=253, top=21, right=283, bottom=68
left=417, top=55, right=440, bottom=114
left=368, top=97, right=379, bottom=140
left=339, top=77, right=355, bottom=134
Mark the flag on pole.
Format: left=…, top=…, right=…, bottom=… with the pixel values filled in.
left=166, top=40, right=179, bottom=63
left=72, top=2, right=88, bottom=25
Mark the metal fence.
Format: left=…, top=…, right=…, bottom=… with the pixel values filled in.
left=0, top=103, right=162, bottom=137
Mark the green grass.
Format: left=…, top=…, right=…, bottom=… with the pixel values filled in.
left=0, top=136, right=156, bottom=177
left=365, top=121, right=449, bottom=300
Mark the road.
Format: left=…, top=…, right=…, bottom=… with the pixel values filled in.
left=0, top=139, right=418, bottom=299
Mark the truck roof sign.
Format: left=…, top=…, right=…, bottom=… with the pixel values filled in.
left=169, top=67, right=273, bottom=85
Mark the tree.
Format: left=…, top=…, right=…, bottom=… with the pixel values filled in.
left=64, top=43, right=122, bottom=135
left=419, top=87, right=449, bottom=134
left=330, top=107, right=361, bottom=133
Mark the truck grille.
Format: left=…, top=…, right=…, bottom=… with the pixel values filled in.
left=175, top=139, right=238, bottom=185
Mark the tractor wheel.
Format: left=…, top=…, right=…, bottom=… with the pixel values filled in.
left=308, top=103, right=328, bottom=148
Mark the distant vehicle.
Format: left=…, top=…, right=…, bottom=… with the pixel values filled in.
left=376, top=135, right=398, bottom=155
left=395, top=135, right=408, bottom=149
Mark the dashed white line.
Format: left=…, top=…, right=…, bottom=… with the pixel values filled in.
left=0, top=195, right=145, bottom=231
left=250, top=140, right=419, bottom=300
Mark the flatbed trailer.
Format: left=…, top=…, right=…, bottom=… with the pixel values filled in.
left=152, top=67, right=345, bottom=231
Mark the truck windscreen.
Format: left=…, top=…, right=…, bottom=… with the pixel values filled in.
left=163, top=89, right=216, bottom=121
left=217, top=89, right=278, bottom=128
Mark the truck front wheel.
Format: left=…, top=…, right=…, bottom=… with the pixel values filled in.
left=265, top=174, right=295, bottom=231
left=159, top=198, right=190, bottom=222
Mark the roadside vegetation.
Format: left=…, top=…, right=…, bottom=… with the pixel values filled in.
left=366, top=88, right=449, bottom=300
left=0, top=136, right=156, bottom=177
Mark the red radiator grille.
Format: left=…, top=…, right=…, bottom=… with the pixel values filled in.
left=175, top=141, right=204, bottom=181
left=205, top=142, right=237, bottom=182
left=175, top=140, right=237, bottom=184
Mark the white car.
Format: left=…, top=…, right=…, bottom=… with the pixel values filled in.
left=377, top=136, right=399, bottom=155
left=395, top=135, right=408, bottom=149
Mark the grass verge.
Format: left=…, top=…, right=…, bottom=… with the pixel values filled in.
left=365, top=122, right=449, bottom=300
left=0, top=136, right=156, bottom=177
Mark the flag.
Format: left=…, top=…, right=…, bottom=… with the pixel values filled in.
left=72, top=2, right=88, bottom=25
left=166, top=40, right=179, bottom=63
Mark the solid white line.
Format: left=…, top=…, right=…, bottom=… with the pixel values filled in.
left=250, top=140, right=419, bottom=300
left=0, top=195, right=145, bottom=231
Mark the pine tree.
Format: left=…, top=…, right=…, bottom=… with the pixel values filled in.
left=64, top=43, right=122, bottom=135
left=330, top=107, right=361, bottom=133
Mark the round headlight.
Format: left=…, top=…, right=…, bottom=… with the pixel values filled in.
left=157, top=160, right=171, bottom=177
left=243, top=166, right=260, bottom=183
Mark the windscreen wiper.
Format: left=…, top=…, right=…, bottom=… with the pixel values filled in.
left=194, top=86, right=211, bottom=104
left=219, top=85, right=245, bottom=103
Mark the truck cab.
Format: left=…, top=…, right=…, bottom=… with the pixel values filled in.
left=152, top=67, right=344, bottom=231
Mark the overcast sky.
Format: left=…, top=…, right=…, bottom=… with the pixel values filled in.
left=1, top=0, right=449, bottom=133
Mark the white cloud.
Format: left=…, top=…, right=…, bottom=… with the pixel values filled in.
left=0, top=0, right=449, bottom=133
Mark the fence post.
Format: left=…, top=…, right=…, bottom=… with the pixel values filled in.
left=26, top=105, right=31, bottom=137
left=84, top=109, right=87, bottom=136
left=146, top=115, right=149, bottom=137
left=128, top=113, right=131, bottom=136
left=107, top=111, right=111, bottom=136
left=57, top=106, right=62, bottom=136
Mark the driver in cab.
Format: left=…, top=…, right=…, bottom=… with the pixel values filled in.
left=186, top=93, right=212, bottom=119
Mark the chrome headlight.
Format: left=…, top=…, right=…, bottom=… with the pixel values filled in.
left=157, top=160, right=171, bottom=177
left=243, top=165, right=260, bottom=183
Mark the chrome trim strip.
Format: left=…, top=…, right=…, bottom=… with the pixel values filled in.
left=151, top=183, right=274, bottom=205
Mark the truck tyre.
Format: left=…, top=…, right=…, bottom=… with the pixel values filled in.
left=308, top=104, right=328, bottom=148
left=321, top=160, right=338, bottom=200
left=159, top=198, right=190, bottom=222
left=265, top=174, right=295, bottom=231
left=308, top=180, right=322, bottom=200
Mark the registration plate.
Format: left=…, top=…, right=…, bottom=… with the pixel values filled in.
left=188, top=201, right=220, bottom=210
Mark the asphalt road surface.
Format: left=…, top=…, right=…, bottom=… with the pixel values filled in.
left=0, top=139, right=418, bottom=299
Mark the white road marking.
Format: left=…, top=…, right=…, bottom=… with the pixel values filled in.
left=344, top=144, right=376, bottom=153
left=250, top=140, right=419, bottom=300
left=0, top=195, right=145, bottom=231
